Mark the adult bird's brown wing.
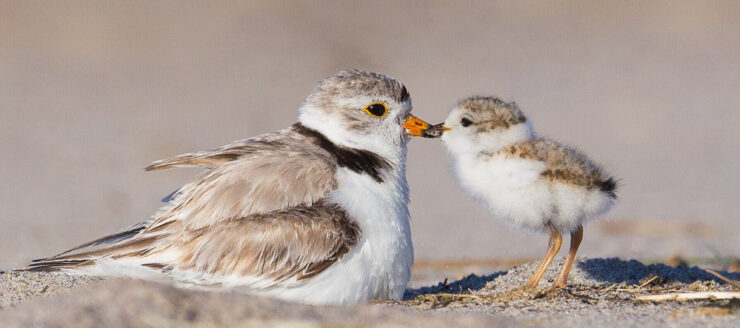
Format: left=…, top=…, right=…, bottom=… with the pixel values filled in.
left=29, top=125, right=355, bottom=285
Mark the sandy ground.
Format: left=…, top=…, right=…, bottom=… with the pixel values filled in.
left=1, top=257, right=738, bottom=327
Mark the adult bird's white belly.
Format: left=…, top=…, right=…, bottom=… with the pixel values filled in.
left=262, top=167, right=413, bottom=305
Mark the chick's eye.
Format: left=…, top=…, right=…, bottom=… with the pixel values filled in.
left=363, top=103, right=388, bottom=117
left=460, top=118, right=473, bottom=127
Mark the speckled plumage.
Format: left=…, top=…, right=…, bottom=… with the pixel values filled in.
left=490, top=138, right=616, bottom=197
left=305, top=70, right=410, bottom=108
left=457, top=96, right=527, bottom=132
left=439, top=95, right=617, bottom=288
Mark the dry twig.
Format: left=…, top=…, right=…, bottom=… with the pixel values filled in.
left=704, top=268, right=740, bottom=291
left=424, top=293, right=488, bottom=302
left=637, top=292, right=740, bottom=302
left=637, top=275, right=660, bottom=288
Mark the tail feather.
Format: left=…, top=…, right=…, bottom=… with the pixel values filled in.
left=24, top=224, right=161, bottom=272
left=598, top=177, right=618, bottom=199
left=26, top=259, right=92, bottom=272
left=47, top=226, right=146, bottom=259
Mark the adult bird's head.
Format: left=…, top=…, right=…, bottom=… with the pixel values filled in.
left=298, top=70, right=432, bottom=162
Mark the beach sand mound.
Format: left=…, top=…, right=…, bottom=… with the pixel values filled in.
left=1, top=258, right=738, bottom=327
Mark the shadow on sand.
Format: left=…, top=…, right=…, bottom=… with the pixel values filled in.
left=404, top=257, right=740, bottom=299
left=404, top=271, right=506, bottom=300
left=578, top=257, right=740, bottom=284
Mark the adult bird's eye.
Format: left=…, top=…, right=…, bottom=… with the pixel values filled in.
left=363, top=102, right=388, bottom=118
left=460, top=118, right=473, bottom=127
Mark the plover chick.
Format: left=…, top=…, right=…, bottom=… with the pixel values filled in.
left=408, top=96, right=617, bottom=288
left=27, top=70, right=436, bottom=305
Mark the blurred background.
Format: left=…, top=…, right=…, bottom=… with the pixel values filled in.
left=1, top=1, right=738, bottom=270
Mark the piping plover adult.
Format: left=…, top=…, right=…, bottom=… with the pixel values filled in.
left=28, top=70, right=435, bottom=305
left=407, top=96, right=617, bottom=288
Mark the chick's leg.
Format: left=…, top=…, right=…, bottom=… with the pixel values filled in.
left=553, top=225, right=583, bottom=288
left=526, top=221, right=562, bottom=288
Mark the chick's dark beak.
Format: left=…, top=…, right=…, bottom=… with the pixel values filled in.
left=403, top=115, right=445, bottom=138
left=422, top=123, right=447, bottom=138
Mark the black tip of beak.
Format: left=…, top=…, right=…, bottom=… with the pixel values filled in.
left=421, top=123, right=445, bottom=138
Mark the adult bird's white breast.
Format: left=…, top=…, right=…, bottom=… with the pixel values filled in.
left=268, top=165, right=413, bottom=305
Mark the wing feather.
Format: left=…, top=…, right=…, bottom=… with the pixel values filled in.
left=495, top=138, right=615, bottom=192
left=171, top=200, right=359, bottom=286
left=27, top=126, right=352, bottom=286
left=144, top=128, right=305, bottom=171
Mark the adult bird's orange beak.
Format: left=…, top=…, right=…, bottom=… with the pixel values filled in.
left=403, top=115, right=447, bottom=138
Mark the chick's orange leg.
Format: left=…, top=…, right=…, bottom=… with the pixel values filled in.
left=526, top=221, right=562, bottom=288
left=553, top=225, right=583, bottom=288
